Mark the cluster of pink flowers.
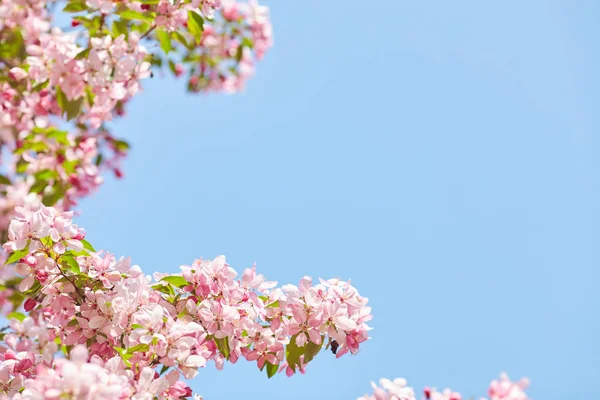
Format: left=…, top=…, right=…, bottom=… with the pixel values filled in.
left=186, top=0, right=274, bottom=93
left=0, top=1, right=535, bottom=399
left=0, top=0, right=274, bottom=305
left=0, top=204, right=372, bottom=398
left=358, top=374, right=530, bottom=400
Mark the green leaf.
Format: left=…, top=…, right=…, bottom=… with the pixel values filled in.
left=302, top=336, right=324, bottom=364
left=55, top=87, right=84, bottom=121
left=187, top=11, right=204, bottom=44
left=30, top=179, right=47, bottom=194
left=265, top=361, right=278, bottom=378
left=42, top=182, right=66, bottom=206
left=131, top=324, right=144, bottom=329
left=119, top=10, right=153, bottom=22
left=63, top=160, right=79, bottom=174
left=151, top=283, right=174, bottom=295
left=61, top=253, right=80, bottom=273
left=156, top=30, right=172, bottom=54
left=171, top=31, right=189, bottom=48
left=159, top=365, right=169, bottom=375
left=81, top=239, right=96, bottom=252
left=266, top=300, right=279, bottom=308
left=114, top=140, right=130, bottom=152
left=16, top=159, right=28, bottom=174
left=85, top=86, right=95, bottom=106
left=67, top=319, right=79, bottom=327
left=63, top=1, right=87, bottom=12
left=34, top=169, right=56, bottom=180
left=242, top=37, right=254, bottom=49
left=168, top=60, right=177, bottom=75
left=160, top=275, right=188, bottom=288
left=47, top=129, right=70, bottom=145
left=75, top=48, right=90, bottom=60
left=285, top=334, right=305, bottom=372
left=7, top=312, right=26, bottom=322
left=0, top=175, right=11, bottom=185
left=65, top=96, right=84, bottom=121
left=112, top=19, right=129, bottom=37
left=215, top=337, right=230, bottom=360
left=4, top=246, right=30, bottom=265
left=236, top=45, right=244, bottom=63
left=127, top=343, right=150, bottom=354
left=32, top=80, right=49, bottom=92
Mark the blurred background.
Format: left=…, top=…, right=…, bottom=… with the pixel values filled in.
left=76, top=1, right=600, bottom=399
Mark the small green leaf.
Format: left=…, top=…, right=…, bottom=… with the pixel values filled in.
left=242, top=37, right=253, bottom=49
left=187, top=11, right=204, bottom=44
left=30, top=179, right=47, bottom=194
left=112, top=19, right=129, bottom=37
left=4, top=246, right=30, bottom=265
left=7, top=312, right=26, bottom=322
left=65, top=96, right=84, bottom=121
left=47, top=130, right=70, bottom=145
left=32, top=80, right=49, bottom=92
left=16, top=159, right=28, bottom=174
left=67, top=319, right=79, bottom=327
left=160, top=275, right=188, bottom=288
left=127, top=343, right=150, bottom=354
left=168, top=59, right=177, bottom=75
left=75, top=48, right=90, bottom=59
left=266, top=300, right=279, bottom=308
left=265, top=361, right=278, bottom=378
left=61, top=253, right=80, bottom=273
left=171, top=31, right=189, bottom=48
left=55, top=87, right=83, bottom=121
left=156, top=30, right=172, bottom=54
left=119, top=10, right=153, bottom=22
left=236, top=45, right=244, bottom=62
left=63, top=1, right=87, bottom=12
left=80, top=239, right=96, bottom=252
left=0, top=175, right=11, bottom=185
left=285, top=334, right=305, bottom=372
left=159, top=365, right=169, bottom=375
left=85, top=86, right=95, bottom=106
left=215, top=337, right=230, bottom=360
left=131, top=324, right=144, bottom=330
left=34, top=169, right=56, bottom=180
left=302, top=336, right=324, bottom=364
left=42, top=182, right=66, bottom=206
left=151, top=283, right=174, bottom=295
left=114, top=140, right=130, bottom=153
left=63, top=160, right=79, bottom=174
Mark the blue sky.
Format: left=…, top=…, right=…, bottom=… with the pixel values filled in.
left=76, top=1, right=599, bottom=399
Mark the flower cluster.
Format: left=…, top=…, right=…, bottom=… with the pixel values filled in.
left=358, top=374, right=530, bottom=400
left=185, top=0, right=274, bottom=93
left=0, top=0, right=273, bottom=303
left=0, top=205, right=372, bottom=398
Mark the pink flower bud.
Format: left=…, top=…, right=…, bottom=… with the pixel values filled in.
left=24, top=298, right=36, bottom=311
left=36, top=269, right=48, bottom=283
left=24, top=255, right=37, bottom=267
left=9, top=67, right=27, bottom=81
left=174, top=64, right=184, bottom=77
